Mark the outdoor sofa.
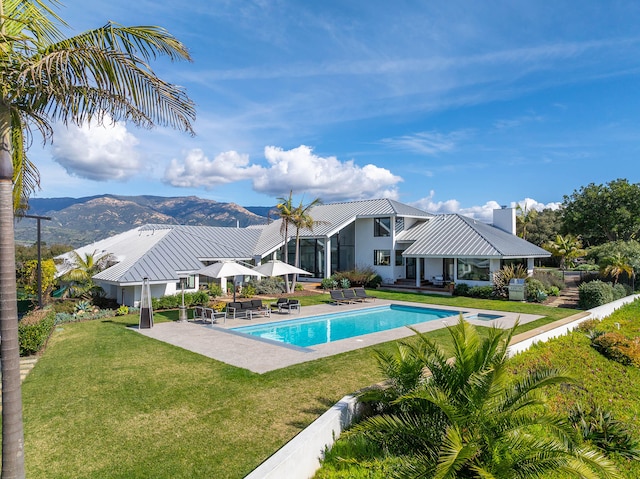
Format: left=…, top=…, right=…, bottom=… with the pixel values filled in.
left=227, top=299, right=271, bottom=319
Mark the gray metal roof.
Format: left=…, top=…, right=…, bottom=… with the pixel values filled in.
left=401, top=214, right=550, bottom=258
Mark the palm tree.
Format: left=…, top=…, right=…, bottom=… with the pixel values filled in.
left=353, top=318, right=619, bottom=478
left=290, top=196, right=323, bottom=291
left=543, top=234, right=585, bottom=270
left=516, top=203, right=537, bottom=240
left=60, top=250, right=115, bottom=298
left=276, top=191, right=295, bottom=292
left=0, top=2, right=195, bottom=476
left=601, top=252, right=634, bottom=286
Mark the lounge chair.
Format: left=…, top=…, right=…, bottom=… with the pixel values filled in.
left=330, top=290, right=349, bottom=305
left=202, top=307, right=225, bottom=324
left=354, top=287, right=375, bottom=302
left=281, top=299, right=300, bottom=314
left=342, top=289, right=362, bottom=302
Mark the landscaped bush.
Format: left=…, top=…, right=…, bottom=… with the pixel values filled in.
left=492, top=264, right=528, bottom=298
left=333, top=266, right=383, bottom=288
left=115, top=305, right=129, bottom=316
left=575, top=318, right=601, bottom=333
left=568, top=402, right=640, bottom=459
left=151, top=291, right=211, bottom=309
left=453, top=282, right=470, bottom=296
left=578, top=280, right=615, bottom=309
left=321, top=277, right=338, bottom=290
left=240, top=283, right=256, bottom=298
left=339, top=278, right=351, bottom=289
left=18, top=309, right=55, bottom=356
left=247, top=277, right=285, bottom=295
left=54, top=309, right=117, bottom=325
left=613, top=283, right=631, bottom=300
left=50, top=300, right=77, bottom=314
left=591, top=331, right=640, bottom=367
left=525, top=278, right=546, bottom=302
left=575, top=263, right=600, bottom=272
left=532, top=269, right=566, bottom=292
left=467, top=285, right=494, bottom=299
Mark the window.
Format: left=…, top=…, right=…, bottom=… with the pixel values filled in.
left=374, top=217, right=391, bottom=237
left=457, top=258, right=490, bottom=281
left=374, top=250, right=391, bottom=266
left=176, top=275, right=195, bottom=289
left=395, top=250, right=404, bottom=266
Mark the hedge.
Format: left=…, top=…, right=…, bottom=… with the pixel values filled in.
left=18, top=309, right=56, bottom=356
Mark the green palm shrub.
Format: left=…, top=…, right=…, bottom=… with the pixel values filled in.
left=345, top=318, right=619, bottom=478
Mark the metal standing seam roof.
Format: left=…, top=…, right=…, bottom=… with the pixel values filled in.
left=400, top=214, right=551, bottom=258
left=93, top=225, right=264, bottom=284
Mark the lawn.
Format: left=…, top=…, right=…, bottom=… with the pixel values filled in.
left=21, top=292, right=579, bottom=478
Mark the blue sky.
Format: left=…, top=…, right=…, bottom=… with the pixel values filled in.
left=31, top=0, right=640, bottom=222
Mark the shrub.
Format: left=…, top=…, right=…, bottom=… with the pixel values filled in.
left=366, top=274, right=383, bottom=289
left=248, top=277, right=285, bottom=295
left=454, top=283, right=470, bottom=296
left=575, top=263, right=600, bottom=272
left=547, top=286, right=560, bottom=296
left=333, top=266, right=381, bottom=287
left=321, top=277, right=338, bottom=290
left=568, top=402, right=640, bottom=459
left=151, top=291, right=210, bottom=310
left=525, top=278, right=546, bottom=302
left=578, top=280, right=615, bottom=309
left=339, top=278, right=351, bottom=289
left=591, top=331, right=640, bottom=367
left=240, top=283, right=256, bottom=298
left=207, top=284, right=223, bottom=298
left=209, top=301, right=227, bottom=312
left=612, top=283, right=631, bottom=301
left=492, top=264, right=528, bottom=298
left=532, top=270, right=566, bottom=292
left=467, top=285, right=494, bottom=299
left=115, top=305, right=129, bottom=316
left=50, top=300, right=76, bottom=314
left=294, top=283, right=304, bottom=291
left=575, top=318, right=600, bottom=333
left=18, top=309, right=56, bottom=356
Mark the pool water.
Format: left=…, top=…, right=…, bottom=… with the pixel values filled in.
left=231, top=304, right=459, bottom=348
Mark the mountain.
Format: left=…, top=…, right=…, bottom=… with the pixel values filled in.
left=15, top=195, right=271, bottom=247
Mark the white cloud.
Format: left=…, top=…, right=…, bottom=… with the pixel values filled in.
left=52, top=120, right=142, bottom=181
left=413, top=192, right=560, bottom=223
left=381, top=130, right=469, bottom=156
left=253, top=145, right=402, bottom=201
left=163, top=149, right=263, bottom=188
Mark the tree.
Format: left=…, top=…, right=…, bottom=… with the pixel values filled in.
left=543, top=234, right=585, bottom=270
left=353, top=318, right=619, bottom=478
left=515, top=203, right=538, bottom=240
left=20, top=258, right=55, bottom=299
left=290, top=196, right=323, bottom=291
left=59, top=250, right=115, bottom=298
left=601, top=252, right=634, bottom=286
left=563, top=179, right=640, bottom=246
left=0, top=2, right=195, bottom=476
left=276, top=191, right=295, bottom=293
left=525, top=207, right=564, bottom=248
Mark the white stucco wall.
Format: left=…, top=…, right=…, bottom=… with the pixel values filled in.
left=355, top=218, right=394, bottom=281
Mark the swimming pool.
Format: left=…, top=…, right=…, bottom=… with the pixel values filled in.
left=231, top=304, right=460, bottom=348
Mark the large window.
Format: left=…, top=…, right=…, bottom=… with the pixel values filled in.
left=395, top=250, right=404, bottom=266
left=374, top=217, right=391, bottom=237
left=457, top=258, right=490, bottom=281
left=374, top=250, right=391, bottom=266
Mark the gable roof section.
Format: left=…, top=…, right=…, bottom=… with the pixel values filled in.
left=93, top=225, right=263, bottom=283
left=401, top=214, right=550, bottom=258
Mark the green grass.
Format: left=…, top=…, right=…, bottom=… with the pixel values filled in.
left=21, top=292, right=578, bottom=478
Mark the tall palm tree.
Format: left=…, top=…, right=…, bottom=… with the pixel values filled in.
left=290, top=196, right=322, bottom=291
left=516, top=203, right=537, bottom=240
left=276, top=191, right=295, bottom=293
left=0, top=2, right=195, bottom=476
left=354, top=318, right=619, bottom=479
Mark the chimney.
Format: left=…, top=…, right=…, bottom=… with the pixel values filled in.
left=493, top=206, right=516, bottom=235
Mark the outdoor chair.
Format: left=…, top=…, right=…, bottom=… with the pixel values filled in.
left=330, top=290, right=349, bottom=305
left=202, top=307, right=225, bottom=324
left=354, top=287, right=375, bottom=301
left=281, top=299, right=300, bottom=314
left=342, top=289, right=362, bottom=302
left=192, top=305, right=205, bottom=321
left=271, top=298, right=289, bottom=313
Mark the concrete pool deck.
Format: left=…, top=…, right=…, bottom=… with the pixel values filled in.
left=135, top=300, right=543, bottom=373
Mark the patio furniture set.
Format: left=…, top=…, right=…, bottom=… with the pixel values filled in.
left=329, top=288, right=375, bottom=305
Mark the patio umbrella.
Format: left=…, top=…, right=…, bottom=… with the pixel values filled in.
left=196, top=261, right=264, bottom=301
left=252, top=260, right=311, bottom=277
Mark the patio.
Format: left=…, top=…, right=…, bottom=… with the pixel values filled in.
left=135, top=300, right=542, bottom=373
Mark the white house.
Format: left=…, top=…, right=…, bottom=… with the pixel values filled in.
left=56, top=199, right=549, bottom=306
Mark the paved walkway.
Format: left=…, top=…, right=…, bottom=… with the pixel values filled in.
left=135, top=300, right=542, bottom=374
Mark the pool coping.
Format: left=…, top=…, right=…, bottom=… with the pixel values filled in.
left=134, top=299, right=542, bottom=373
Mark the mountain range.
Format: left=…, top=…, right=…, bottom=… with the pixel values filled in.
left=15, top=195, right=276, bottom=247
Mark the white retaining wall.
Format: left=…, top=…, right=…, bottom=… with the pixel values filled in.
left=245, top=294, right=640, bottom=479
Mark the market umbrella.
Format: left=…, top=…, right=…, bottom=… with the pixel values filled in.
left=252, top=260, right=311, bottom=277
left=196, top=261, right=264, bottom=301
